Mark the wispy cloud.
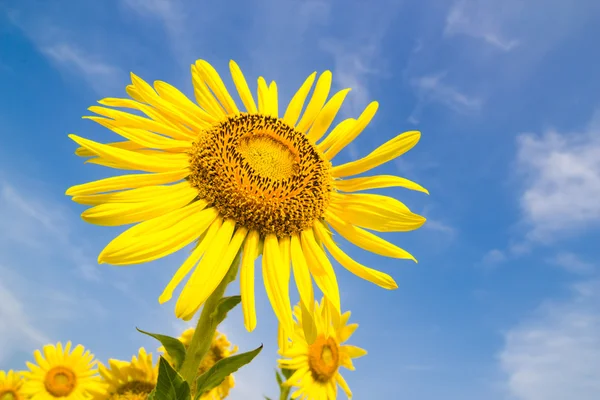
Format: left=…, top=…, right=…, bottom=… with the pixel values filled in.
left=549, top=252, right=595, bottom=275
left=6, top=9, right=122, bottom=95
left=516, top=111, right=600, bottom=242
left=409, top=72, right=482, bottom=123
left=444, top=0, right=519, bottom=51
left=499, top=280, right=600, bottom=400
left=41, top=43, right=120, bottom=95
left=0, top=179, right=101, bottom=282
left=0, top=270, right=49, bottom=363
left=481, top=249, right=507, bottom=267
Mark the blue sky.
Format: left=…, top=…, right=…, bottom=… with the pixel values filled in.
left=1, top=0, right=600, bottom=399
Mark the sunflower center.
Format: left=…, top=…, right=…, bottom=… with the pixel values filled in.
left=308, top=335, right=340, bottom=383
left=44, top=366, right=77, bottom=397
left=116, top=381, right=155, bottom=395
left=188, top=114, right=333, bottom=237
left=0, top=390, right=18, bottom=400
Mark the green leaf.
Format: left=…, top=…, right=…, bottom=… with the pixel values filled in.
left=151, top=357, right=191, bottom=400
left=195, top=345, right=263, bottom=398
left=136, top=328, right=187, bottom=371
left=210, top=295, right=241, bottom=326
left=264, top=397, right=273, bottom=400
left=281, top=368, right=294, bottom=380
left=275, top=369, right=284, bottom=387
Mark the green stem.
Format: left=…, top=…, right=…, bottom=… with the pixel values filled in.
left=279, top=385, right=291, bottom=400
left=179, top=251, right=242, bottom=390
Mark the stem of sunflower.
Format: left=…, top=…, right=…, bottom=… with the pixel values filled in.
left=179, top=251, right=242, bottom=391
left=279, top=385, right=291, bottom=400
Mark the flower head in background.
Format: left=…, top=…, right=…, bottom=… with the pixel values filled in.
left=22, top=342, right=102, bottom=400
left=0, top=370, right=26, bottom=400
left=158, top=328, right=237, bottom=399
left=67, top=59, right=427, bottom=332
left=278, top=299, right=366, bottom=400
left=92, top=348, right=157, bottom=400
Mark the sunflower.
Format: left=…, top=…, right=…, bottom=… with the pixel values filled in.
left=22, top=342, right=103, bottom=400
left=0, top=370, right=26, bottom=400
left=92, top=348, right=157, bottom=400
left=278, top=299, right=365, bottom=400
left=67, top=59, right=427, bottom=332
left=158, top=328, right=236, bottom=399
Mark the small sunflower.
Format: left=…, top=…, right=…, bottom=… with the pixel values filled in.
left=67, top=59, right=427, bottom=332
left=278, top=299, right=366, bottom=400
left=92, top=348, right=157, bottom=400
left=0, top=370, right=26, bottom=400
left=22, top=342, right=102, bottom=400
left=158, top=328, right=236, bottom=399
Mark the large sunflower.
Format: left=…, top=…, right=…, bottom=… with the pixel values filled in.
left=278, top=299, right=366, bottom=400
left=0, top=370, right=26, bottom=400
left=92, top=348, right=157, bottom=400
left=67, top=59, right=427, bottom=332
left=21, top=342, right=102, bottom=400
left=158, top=329, right=236, bottom=399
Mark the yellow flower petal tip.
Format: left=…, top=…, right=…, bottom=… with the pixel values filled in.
left=69, top=60, right=428, bottom=327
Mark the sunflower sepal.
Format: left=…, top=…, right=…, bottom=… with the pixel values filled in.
left=194, top=344, right=263, bottom=399
left=136, top=328, right=187, bottom=372
left=210, top=295, right=242, bottom=326
left=147, top=357, right=191, bottom=400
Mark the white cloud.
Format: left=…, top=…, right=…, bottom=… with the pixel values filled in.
left=516, top=112, right=600, bottom=241
left=444, top=0, right=520, bottom=51
left=482, top=249, right=506, bottom=266
left=424, top=219, right=456, bottom=235
left=0, top=180, right=101, bottom=282
left=41, top=43, right=120, bottom=95
left=6, top=10, right=121, bottom=95
left=550, top=252, right=595, bottom=275
left=0, top=271, right=49, bottom=363
left=409, top=72, right=482, bottom=122
left=499, top=280, right=600, bottom=400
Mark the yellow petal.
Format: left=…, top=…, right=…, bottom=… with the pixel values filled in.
left=76, top=140, right=145, bottom=157
left=153, top=80, right=217, bottom=125
left=335, top=174, right=429, bottom=195
left=229, top=60, right=258, bottom=113
left=241, top=230, right=260, bottom=332
left=329, top=193, right=426, bottom=232
left=176, top=220, right=245, bottom=320
left=97, top=96, right=199, bottom=137
left=290, top=235, right=315, bottom=316
left=69, top=134, right=188, bottom=172
left=332, top=130, right=421, bottom=178
left=99, top=203, right=217, bottom=265
left=257, top=77, right=270, bottom=116
left=262, top=234, right=294, bottom=334
left=191, top=64, right=226, bottom=117
left=81, top=184, right=197, bottom=226
left=316, top=118, right=356, bottom=152
left=195, top=60, right=239, bottom=115
left=87, top=105, right=191, bottom=140
left=324, top=101, right=378, bottom=160
left=66, top=170, right=188, bottom=196
left=339, top=323, right=358, bottom=343
left=341, top=345, right=367, bottom=358
left=300, top=229, right=341, bottom=317
left=306, top=88, right=351, bottom=143
left=335, top=373, right=353, bottom=398
left=326, top=212, right=416, bottom=261
left=269, top=81, right=279, bottom=118
left=296, top=71, right=332, bottom=133
left=72, top=181, right=189, bottom=205
left=158, top=218, right=223, bottom=303
left=283, top=72, right=317, bottom=127
left=314, top=221, right=399, bottom=289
